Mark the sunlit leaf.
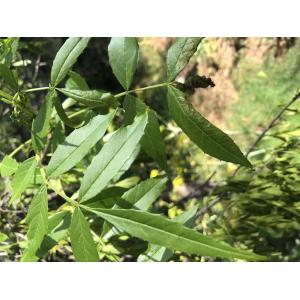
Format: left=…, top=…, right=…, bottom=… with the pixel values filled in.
left=10, top=157, right=38, bottom=205
left=79, top=111, right=148, bottom=202
left=21, top=185, right=48, bottom=262
left=47, top=111, right=115, bottom=177
left=83, top=206, right=265, bottom=261
left=0, top=155, right=18, bottom=177
left=70, top=207, right=99, bottom=262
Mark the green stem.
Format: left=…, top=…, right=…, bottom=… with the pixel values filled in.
left=115, top=82, right=169, bottom=98
left=36, top=153, right=78, bottom=207
left=9, top=139, right=32, bottom=158
left=9, top=82, right=169, bottom=158
left=23, top=86, right=50, bottom=93
left=0, top=97, right=12, bottom=105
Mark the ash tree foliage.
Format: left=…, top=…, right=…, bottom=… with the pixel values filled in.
left=0, top=37, right=265, bottom=262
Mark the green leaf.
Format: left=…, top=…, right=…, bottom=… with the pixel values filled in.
left=138, top=206, right=198, bottom=262
left=0, top=37, right=19, bottom=65
left=0, top=90, right=13, bottom=104
left=0, top=63, right=18, bottom=91
left=31, top=90, right=53, bottom=153
left=102, top=176, right=167, bottom=240
left=66, top=71, right=89, bottom=90
left=0, top=233, right=8, bottom=243
left=57, top=88, right=118, bottom=108
left=108, top=37, right=139, bottom=90
left=84, top=207, right=265, bottom=261
left=0, top=155, right=19, bottom=177
left=29, top=211, right=72, bottom=262
left=167, top=37, right=203, bottom=81
left=51, top=37, right=90, bottom=87
left=111, top=144, right=141, bottom=183
left=52, top=89, right=80, bottom=128
left=21, top=185, right=48, bottom=262
left=84, top=187, right=127, bottom=210
left=167, top=86, right=251, bottom=167
left=79, top=111, right=148, bottom=202
left=10, top=157, right=38, bottom=205
left=116, top=176, right=167, bottom=210
left=70, top=207, right=99, bottom=262
left=123, top=95, right=168, bottom=171
left=51, top=120, right=65, bottom=152
left=46, top=111, right=115, bottom=177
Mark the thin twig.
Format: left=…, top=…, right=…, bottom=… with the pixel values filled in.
left=32, top=55, right=41, bottom=83
left=196, top=90, right=300, bottom=218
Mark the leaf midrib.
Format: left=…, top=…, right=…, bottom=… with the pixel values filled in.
left=48, top=115, right=111, bottom=176
left=59, top=89, right=108, bottom=104
left=81, top=117, right=145, bottom=201
left=94, top=209, right=256, bottom=260
left=53, top=38, right=81, bottom=86
left=170, top=87, right=245, bottom=164
left=170, top=38, right=188, bottom=80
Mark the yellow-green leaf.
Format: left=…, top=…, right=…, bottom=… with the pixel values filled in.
left=70, top=207, right=99, bottom=262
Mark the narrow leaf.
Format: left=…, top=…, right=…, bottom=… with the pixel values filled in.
left=51, top=120, right=65, bottom=152
left=167, top=37, right=203, bottom=81
left=31, top=90, right=53, bottom=153
left=51, top=37, right=90, bottom=86
left=0, top=63, right=18, bottom=91
left=52, top=89, right=79, bottom=128
left=111, top=144, right=141, bottom=183
left=10, top=157, right=38, bottom=205
left=79, top=111, right=148, bottom=202
left=47, top=111, right=115, bottom=177
left=108, top=37, right=139, bottom=90
left=70, top=207, right=99, bottom=262
left=21, top=185, right=48, bottom=262
left=57, top=88, right=118, bottom=108
left=124, top=95, right=168, bottom=171
left=138, top=206, right=198, bottom=262
left=0, top=155, right=19, bottom=177
left=102, top=176, right=167, bottom=240
left=66, top=71, right=89, bottom=90
left=84, top=187, right=127, bottom=210
left=84, top=207, right=265, bottom=261
left=167, top=86, right=251, bottom=167
left=29, top=211, right=71, bottom=262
